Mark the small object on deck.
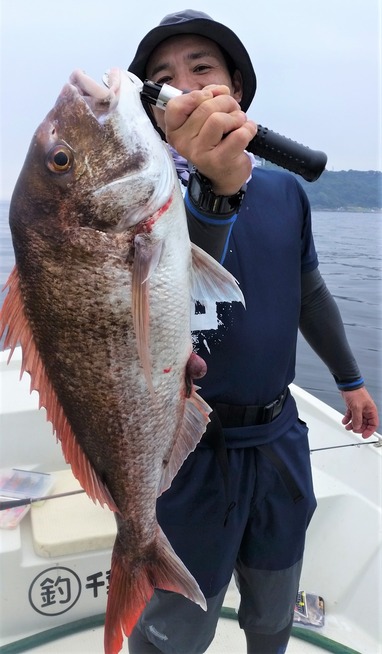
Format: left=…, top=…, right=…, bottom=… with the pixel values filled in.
left=0, top=468, right=53, bottom=528
left=293, top=590, right=325, bottom=627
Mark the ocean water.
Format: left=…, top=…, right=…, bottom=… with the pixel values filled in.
left=0, top=201, right=381, bottom=416
left=294, top=211, right=381, bottom=416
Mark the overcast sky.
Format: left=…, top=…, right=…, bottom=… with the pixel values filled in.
left=1, top=0, right=381, bottom=199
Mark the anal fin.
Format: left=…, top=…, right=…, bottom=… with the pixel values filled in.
left=159, top=384, right=211, bottom=496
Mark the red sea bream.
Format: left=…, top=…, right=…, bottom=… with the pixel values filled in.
left=0, top=69, right=244, bottom=653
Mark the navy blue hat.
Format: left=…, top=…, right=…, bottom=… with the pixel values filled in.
left=129, top=9, right=256, bottom=111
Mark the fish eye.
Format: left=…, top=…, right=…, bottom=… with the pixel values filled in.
left=46, top=144, right=74, bottom=173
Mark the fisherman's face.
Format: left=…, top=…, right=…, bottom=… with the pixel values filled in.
left=145, top=34, right=243, bottom=134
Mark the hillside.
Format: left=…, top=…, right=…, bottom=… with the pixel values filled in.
left=262, top=165, right=382, bottom=211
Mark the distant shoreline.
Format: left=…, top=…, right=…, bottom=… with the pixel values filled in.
left=261, top=166, right=382, bottom=212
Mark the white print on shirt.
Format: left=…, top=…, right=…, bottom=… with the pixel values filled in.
left=191, top=301, right=234, bottom=354
left=190, top=300, right=219, bottom=332
left=203, top=338, right=211, bottom=354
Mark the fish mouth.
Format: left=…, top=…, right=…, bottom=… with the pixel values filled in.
left=68, top=68, right=123, bottom=117
left=67, top=69, right=145, bottom=118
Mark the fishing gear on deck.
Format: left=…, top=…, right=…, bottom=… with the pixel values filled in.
left=310, top=438, right=382, bottom=452
left=140, top=79, right=328, bottom=182
left=1, top=435, right=380, bottom=512
left=0, top=489, right=85, bottom=511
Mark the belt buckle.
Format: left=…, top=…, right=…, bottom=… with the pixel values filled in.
left=263, top=393, right=284, bottom=423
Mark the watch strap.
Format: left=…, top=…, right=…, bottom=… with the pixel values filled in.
left=187, top=169, right=246, bottom=216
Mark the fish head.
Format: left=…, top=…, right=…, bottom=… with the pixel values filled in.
left=10, top=69, right=175, bottom=243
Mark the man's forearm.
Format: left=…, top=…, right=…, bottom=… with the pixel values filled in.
left=299, top=269, right=364, bottom=390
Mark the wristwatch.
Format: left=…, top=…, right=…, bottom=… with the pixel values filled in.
left=187, top=168, right=246, bottom=215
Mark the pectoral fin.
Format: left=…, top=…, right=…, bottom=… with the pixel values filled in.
left=132, top=235, right=163, bottom=396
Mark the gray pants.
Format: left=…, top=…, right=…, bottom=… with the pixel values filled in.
left=128, top=584, right=295, bottom=653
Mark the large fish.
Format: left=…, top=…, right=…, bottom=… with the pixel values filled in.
left=0, top=69, right=244, bottom=653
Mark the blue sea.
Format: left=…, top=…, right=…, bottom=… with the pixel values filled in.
left=1, top=201, right=381, bottom=417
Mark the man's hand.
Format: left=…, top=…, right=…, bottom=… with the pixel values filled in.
left=164, top=85, right=257, bottom=196
left=341, top=387, right=379, bottom=438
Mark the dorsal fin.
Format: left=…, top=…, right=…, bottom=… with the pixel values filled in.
left=0, top=266, right=118, bottom=512
left=191, top=242, right=245, bottom=306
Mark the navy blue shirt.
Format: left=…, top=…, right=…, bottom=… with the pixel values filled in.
left=190, top=168, right=318, bottom=444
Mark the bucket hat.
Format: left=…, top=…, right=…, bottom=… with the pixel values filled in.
left=128, top=9, right=256, bottom=111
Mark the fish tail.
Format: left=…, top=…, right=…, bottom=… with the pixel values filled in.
left=104, top=528, right=207, bottom=654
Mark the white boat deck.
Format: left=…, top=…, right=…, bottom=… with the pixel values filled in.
left=1, top=349, right=381, bottom=653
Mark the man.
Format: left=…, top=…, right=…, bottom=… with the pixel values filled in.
left=127, top=10, right=379, bottom=654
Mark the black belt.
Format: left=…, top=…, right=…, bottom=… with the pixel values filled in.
left=203, top=389, right=303, bottom=521
left=213, top=390, right=288, bottom=428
